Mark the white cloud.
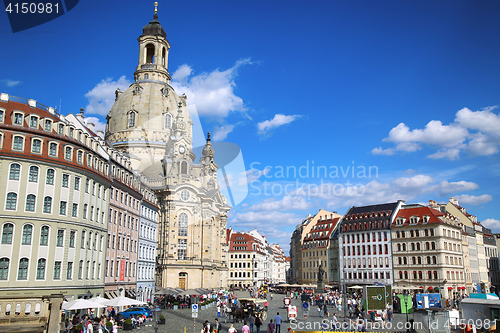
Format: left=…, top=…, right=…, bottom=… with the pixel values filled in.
left=482, top=218, right=500, bottom=230
left=1, top=79, right=21, bottom=87
left=83, top=116, right=106, bottom=133
left=427, top=148, right=462, bottom=160
left=85, top=76, right=131, bottom=116
left=249, top=195, right=313, bottom=211
left=239, top=167, right=272, bottom=186
left=431, top=180, right=479, bottom=196
left=453, top=194, right=493, bottom=205
left=373, top=106, right=500, bottom=159
left=455, top=106, right=500, bottom=136
left=372, top=147, right=395, bottom=155
left=171, top=58, right=252, bottom=120
left=285, top=174, right=482, bottom=208
left=212, top=124, right=235, bottom=141
left=257, top=114, right=301, bottom=134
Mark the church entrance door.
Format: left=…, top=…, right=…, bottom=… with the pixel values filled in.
left=179, top=278, right=186, bottom=289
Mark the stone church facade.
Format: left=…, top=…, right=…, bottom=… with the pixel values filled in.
left=105, top=7, right=230, bottom=290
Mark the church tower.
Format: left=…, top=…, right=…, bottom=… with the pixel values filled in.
left=105, top=4, right=230, bottom=290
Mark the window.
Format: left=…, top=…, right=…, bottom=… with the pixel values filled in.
left=25, top=194, right=36, bottom=211
left=36, top=258, right=46, bottom=280
left=64, top=147, right=72, bottom=160
left=178, top=239, right=187, bottom=260
left=180, top=161, right=188, bottom=174
left=2, top=223, right=14, bottom=244
left=46, top=169, right=54, bottom=185
left=0, top=110, right=4, bottom=122
left=53, top=261, right=61, bottom=280
left=70, top=203, right=77, bottom=217
left=69, top=128, right=73, bottom=138
left=58, top=124, right=64, bottom=134
left=21, top=224, right=33, bottom=245
left=49, top=142, right=57, bottom=156
left=69, top=231, right=75, bottom=247
left=74, top=177, right=80, bottom=190
left=13, top=136, right=24, bottom=150
left=85, top=179, right=89, bottom=193
left=83, top=204, right=87, bottom=219
left=40, top=226, right=49, bottom=245
left=129, top=112, right=136, bottom=127
left=32, top=139, right=41, bottom=153
left=62, top=174, right=69, bottom=187
left=165, top=114, right=171, bottom=129
left=28, top=166, right=38, bottom=182
left=59, top=201, right=67, bottom=215
left=14, top=113, right=23, bottom=125
left=77, top=151, right=83, bottom=164
left=56, top=229, right=64, bottom=246
left=78, top=260, right=83, bottom=279
left=6, top=193, right=17, bottom=210
left=0, top=258, right=9, bottom=280
left=43, top=196, right=52, bottom=213
left=9, top=163, right=20, bottom=180
left=179, top=213, right=188, bottom=236
left=66, top=262, right=73, bottom=280
left=30, top=116, right=38, bottom=128
left=44, top=119, right=51, bottom=131
left=18, top=258, right=29, bottom=280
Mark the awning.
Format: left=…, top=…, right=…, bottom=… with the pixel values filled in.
left=125, top=289, right=135, bottom=298
left=105, top=292, right=113, bottom=299
left=428, top=287, right=433, bottom=290
left=111, top=291, right=118, bottom=298
left=448, top=287, right=453, bottom=290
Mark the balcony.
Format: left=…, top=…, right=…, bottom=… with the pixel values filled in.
left=141, top=64, right=159, bottom=70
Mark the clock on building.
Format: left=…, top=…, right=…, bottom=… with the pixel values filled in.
left=179, top=146, right=185, bottom=154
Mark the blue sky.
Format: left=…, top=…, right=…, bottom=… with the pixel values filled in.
left=1, top=0, right=500, bottom=252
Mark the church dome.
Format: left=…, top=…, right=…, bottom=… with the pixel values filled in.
left=142, top=14, right=167, bottom=38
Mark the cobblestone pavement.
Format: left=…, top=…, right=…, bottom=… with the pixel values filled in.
left=127, top=292, right=415, bottom=333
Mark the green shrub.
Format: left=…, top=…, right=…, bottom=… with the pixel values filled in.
left=160, top=315, right=165, bottom=319
left=75, top=324, right=83, bottom=330
left=106, top=321, right=113, bottom=327
left=124, top=318, right=132, bottom=324
left=173, top=302, right=179, bottom=305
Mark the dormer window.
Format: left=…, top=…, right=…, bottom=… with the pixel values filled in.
left=58, top=124, right=64, bottom=134
left=29, top=116, right=38, bottom=128
left=0, top=109, right=4, bottom=122
left=69, top=128, right=74, bottom=138
left=44, top=119, right=52, bottom=131
left=13, top=112, right=23, bottom=125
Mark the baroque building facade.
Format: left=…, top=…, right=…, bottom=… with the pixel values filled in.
left=0, top=94, right=112, bottom=331
left=105, top=8, right=230, bottom=290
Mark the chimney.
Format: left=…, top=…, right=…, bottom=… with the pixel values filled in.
left=76, top=108, right=85, bottom=122
left=87, top=122, right=95, bottom=132
left=96, top=130, right=104, bottom=139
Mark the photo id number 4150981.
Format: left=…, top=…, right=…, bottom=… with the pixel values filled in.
left=6, top=3, right=59, bottom=14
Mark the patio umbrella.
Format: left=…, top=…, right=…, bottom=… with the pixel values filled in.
left=63, top=299, right=107, bottom=311
left=179, top=289, right=205, bottom=296
left=154, top=287, right=183, bottom=295
left=348, top=286, right=364, bottom=289
left=104, top=296, right=146, bottom=307
left=90, top=296, right=109, bottom=304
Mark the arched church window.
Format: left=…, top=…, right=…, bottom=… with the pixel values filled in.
left=181, top=161, right=188, bottom=175
left=165, top=114, right=171, bottom=129
left=145, top=44, right=155, bottom=64
left=162, top=47, right=166, bottom=66
left=144, top=74, right=149, bottom=80
left=128, top=112, right=135, bottom=128
left=178, top=213, right=188, bottom=236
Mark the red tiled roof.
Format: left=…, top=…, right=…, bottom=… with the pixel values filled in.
left=393, top=206, right=444, bottom=226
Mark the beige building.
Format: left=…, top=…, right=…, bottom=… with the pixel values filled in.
left=0, top=95, right=111, bottom=331
left=301, top=215, right=341, bottom=285
left=392, top=205, right=465, bottom=298
left=289, top=209, right=339, bottom=284
left=105, top=8, right=230, bottom=290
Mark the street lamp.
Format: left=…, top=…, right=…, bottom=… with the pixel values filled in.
left=403, top=290, right=409, bottom=333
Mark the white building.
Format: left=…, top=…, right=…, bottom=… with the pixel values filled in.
left=137, top=183, right=158, bottom=303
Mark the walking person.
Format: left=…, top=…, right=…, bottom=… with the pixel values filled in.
left=228, top=324, right=237, bottom=333
left=274, top=313, right=282, bottom=333
left=242, top=321, right=250, bottom=333
left=249, top=315, right=255, bottom=333
left=255, top=316, right=262, bottom=333
left=267, top=319, right=275, bottom=333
